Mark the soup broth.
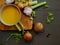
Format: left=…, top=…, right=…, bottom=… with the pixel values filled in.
left=2, top=5, right=20, bottom=25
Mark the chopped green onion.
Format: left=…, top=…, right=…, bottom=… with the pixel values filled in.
left=29, top=1, right=38, bottom=6
left=31, top=11, right=36, bottom=17
left=18, top=0, right=25, bottom=2
left=47, top=18, right=51, bottom=24
left=44, top=4, right=48, bottom=8
left=50, top=16, right=54, bottom=21
left=48, top=12, right=53, bottom=17
left=46, top=12, right=54, bottom=24
left=31, top=1, right=47, bottom=9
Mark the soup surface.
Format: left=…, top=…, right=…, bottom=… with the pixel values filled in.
left=2, top=5, right=20, bottom=25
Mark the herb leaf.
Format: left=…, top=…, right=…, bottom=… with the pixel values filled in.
left=31, top=11, right=36, bottom=18
left=7, top=33, right=22, bottom=43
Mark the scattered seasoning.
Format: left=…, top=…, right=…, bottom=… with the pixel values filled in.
left=46, top=33, right=51, bottom=38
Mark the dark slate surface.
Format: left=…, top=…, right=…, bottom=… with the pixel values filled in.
left=0, top=0, right=60, bottom=45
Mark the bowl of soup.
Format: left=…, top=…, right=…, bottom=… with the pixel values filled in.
left=0, top=4, right=21, bottom=26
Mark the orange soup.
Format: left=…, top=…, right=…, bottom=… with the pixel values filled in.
left=2, top=5, right=20, bottom=25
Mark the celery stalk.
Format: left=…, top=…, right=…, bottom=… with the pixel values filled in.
left=31, top=1, right=47, bottom=9
left=29, top=1, right=38, bottom=6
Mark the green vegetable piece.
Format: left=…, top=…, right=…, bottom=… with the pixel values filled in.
left=31, top=11, right=36, bottom=17
left=7, top=33, right=22, bottom=43
left=47, top=18, right=51, bottom=24
left=19, top=22, right=25, bottom=35
left=30, top=16, right=33, bottom=20
left=31, top=1, right=47, bottom=9
left=50, top=16, right=54, bottom=21
left=44, top=4, right=48, bottom=8
left=18, top=0, right=25, bottom=2
left=46, top=12, right=54, bottom=24
left=48, top=12, right=53, bottom=17
left=15, top=24, right=21, bottom=31
left=29, top=1, right=38, bottom=6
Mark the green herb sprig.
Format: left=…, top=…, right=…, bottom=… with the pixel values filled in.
left=7, top=33, right=22, bottom=43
